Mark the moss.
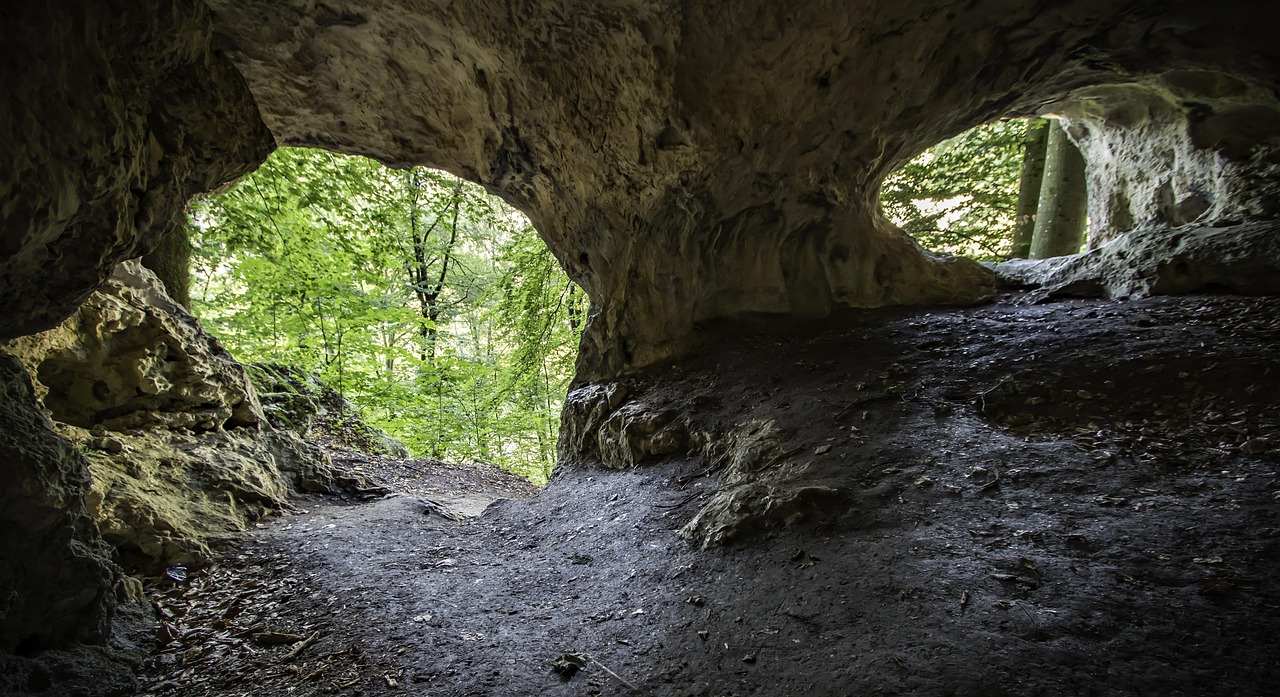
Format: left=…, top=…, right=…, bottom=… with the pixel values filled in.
left=246, top=361, right=408, bottom=457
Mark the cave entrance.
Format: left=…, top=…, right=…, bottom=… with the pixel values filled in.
left=880, top=117, right=1089, bottom=262
left=183, top=147, right=585, bottom=486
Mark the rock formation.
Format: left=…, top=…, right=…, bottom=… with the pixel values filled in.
left=0, top=0, right=273, bottom=341
left=1, top=262, right=344, bottom=572
left=2, top=0, right=1280, bottom=661
left=0, top=354, right=120, bottom=654
left=198, top=0, right=1280, bottom=378
left=6, top=1, right=1280, bottom=377
left=1054, top=75, right=1280, bottom=245
left=994, top=220, right=1280, bottom=300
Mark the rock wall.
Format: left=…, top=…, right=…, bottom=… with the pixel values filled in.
left=200, top=0, right=1280, bottom=379
left=5, top=1, right=1280, bottom=380
left=993, top=221, right=1280, bottom=300
left=1052, top=76, right=1280, bottom=245
left=0, top=354, right=120, bottom=654
left=0, top=0, right=273, bottom=340
left=2, top=262, right=342, bottom=573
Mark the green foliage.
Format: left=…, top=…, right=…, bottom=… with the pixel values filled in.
left=190, top=147, right=585, bottom=484
left=879, top=119, right=1029, bottom=261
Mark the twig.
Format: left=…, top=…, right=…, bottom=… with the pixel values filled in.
left=675, top=458, right=725, bottom=485
left=764, top=446, right=805, bottom=468
left=1014, top=602, right=1039, bottom=627
left=979, top=467, right=1001, bottom=492
left=283, top=631, right=321, bottom=662
left=584, top=654, right=639, bottom=691
left=654, top=490, right=704, bottom=509
left=835, top=393, right=894, bottom=418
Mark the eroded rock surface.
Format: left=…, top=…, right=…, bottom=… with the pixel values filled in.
left=0, top=0, right=273, bottom=340
left=6, top=2, right=1280, bottom=380
left=1, top=262, right=341, bottom=571
left=1054, top=76, right=1280, bottom=245
left=0, top=354, right=120, bottom=654
left=993, top=221, right=1280, bottom=300
left=201, top=0, right=1280, bottom=378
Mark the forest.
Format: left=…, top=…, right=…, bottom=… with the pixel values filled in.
left=183, top=117, right=1085, bottom=483
left=186, top=149, right=584, bottom=484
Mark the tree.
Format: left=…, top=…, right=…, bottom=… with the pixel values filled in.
left=1009, top=119, right=1049, bottom=259
left=1028, top=120, right=1088, bottom=259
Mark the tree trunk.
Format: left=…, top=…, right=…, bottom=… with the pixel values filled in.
left=408, top=175, right=464, bottom=362
left=1029, top=120, right=1089, bottom=259
left=1009, top=119, right=1049, bottom=259
left=141, top=225, right=192, bottom=306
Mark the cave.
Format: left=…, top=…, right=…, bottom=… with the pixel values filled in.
left=2, top=0, right=1279, bottom=694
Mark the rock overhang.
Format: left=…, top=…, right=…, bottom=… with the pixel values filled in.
left=203, top=0, right=1280, bottom=378
left=5, top=1, right=1280, bottom=381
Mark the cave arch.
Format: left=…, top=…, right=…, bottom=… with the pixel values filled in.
left=11, top=1, right=1280, bottom=380
left=4, top=0, right=1280, bottom=659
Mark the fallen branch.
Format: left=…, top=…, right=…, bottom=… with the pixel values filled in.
left=835, top=392, right=894, bottom=418
left=283, top=631, right=321, bottom=662
left=654, top=490, right=704, bottom=509
left=584, top=654, right=639, bottom=691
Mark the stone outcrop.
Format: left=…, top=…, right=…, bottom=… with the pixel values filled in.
left=1052, top=76, right=1280, bottom=246
left=9, top=2, right=1276, bottom=384
left=993, top=221, right=1280, bottom=300
left=0, top=354, right=120, bottom=654
left=2, top=262, right=341, bottom=572
left=561, top=381, right=851, bottom=546
left=0, top=0, right=273, bottom=341
left=199, top=0, right=1280, bottom=379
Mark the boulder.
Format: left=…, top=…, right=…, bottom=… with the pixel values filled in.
left=994, top=221, right=1280, bottom=300
left=0, top=353, right=120, bottom=653
left=1, top=262, right=345, bottom=572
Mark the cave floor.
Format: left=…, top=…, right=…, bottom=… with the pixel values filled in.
left=139, top=294, right=1280, bottom=697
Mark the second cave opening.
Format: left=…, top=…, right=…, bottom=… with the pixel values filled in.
left=879, top=117, right=1090, bottom=262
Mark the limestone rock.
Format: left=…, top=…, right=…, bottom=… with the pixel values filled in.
left=0, top=0, right=273, bottom=340
left=683, top=480, right=848, bottom=547
left=558, top=382, right=631, bottom=464
left=0, top=353, right=121, bottom=654
left=993, top=221, right=1280, bottom=300
left=560, top=383, right=851, bottom=545
left=1050, top=76, right=1280, bottom=246
left=597, top=403, right=690, bottom=469
left=6, top=262, right=263, bottom=433
left=200, top=0, right=1280, bottom=378
left=9, top=1, right=1280, bottom=381
left=1, top=262, right=344, bottom=571
left=560, top=382, right=691, bottom=472
left=77, top=426, right=289, bottom=570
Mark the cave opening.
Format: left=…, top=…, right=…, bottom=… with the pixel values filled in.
left=182, top=146, right=585, bottom=486
left=879, top=117, right=1090, bottom=263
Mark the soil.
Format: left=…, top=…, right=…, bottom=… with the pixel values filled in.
left=134, top=293, right=1279, bottom=697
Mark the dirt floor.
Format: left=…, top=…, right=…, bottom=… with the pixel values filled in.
left=131, top=293, right=1278, bottom=696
